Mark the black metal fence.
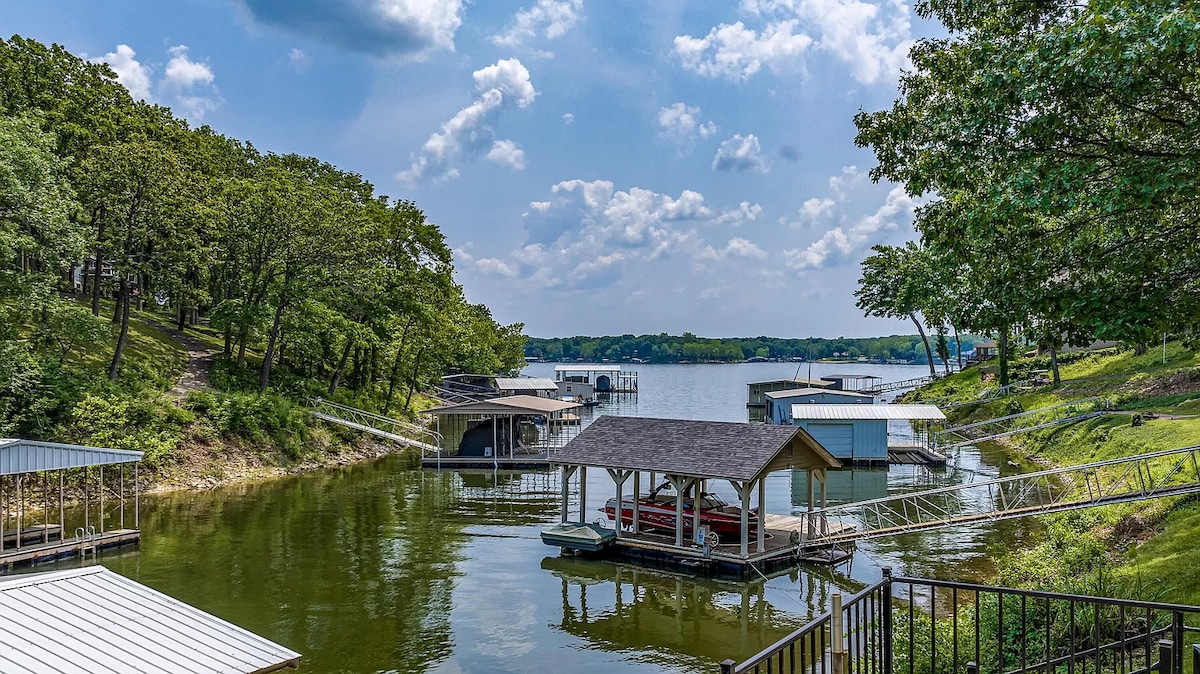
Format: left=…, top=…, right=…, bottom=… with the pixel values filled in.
left=723, top=569, right=1200, bottom=674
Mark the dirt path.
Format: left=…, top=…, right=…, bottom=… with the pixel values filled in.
left=136, top=316, right=216, bottom=397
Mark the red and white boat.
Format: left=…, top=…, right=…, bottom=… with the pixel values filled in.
left=601, top=483, right=757, bottom=540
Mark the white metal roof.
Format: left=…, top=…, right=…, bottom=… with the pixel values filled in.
left=494, top=377, right=557, bottom=391
left=764, top=388, right=874, bottom=400
left=0, top=566, right=301, bottom=674
left=0, top=439, right=143, bottom=476
left=553, top=364, right=622, bottom=372
left=788, top=404, right=947, bottom=421
left=425, top=394, right=582, bottom=416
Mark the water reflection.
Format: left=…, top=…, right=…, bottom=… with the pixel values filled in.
left=543, top=555, right=809, bottom=669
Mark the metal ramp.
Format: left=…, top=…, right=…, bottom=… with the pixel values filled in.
left=859, top=375, right=936, bottom=395
left=936, top=397, right=1108, bottom=450
left=800, top=445, right=1200, bottom=547
left=307, top=398, right=441, bottom=452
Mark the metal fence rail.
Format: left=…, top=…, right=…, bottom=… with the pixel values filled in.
left=936, top=398, right=1108, bottom=450
left=723, top=569, right=1200, bottom=674
left=800, top=445, right=1200, bottom=547
left=861, top=376, right=937, bottom=395
left=307, top=398, right=441, bottom=452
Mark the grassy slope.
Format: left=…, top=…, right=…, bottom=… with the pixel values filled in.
left=909, top=342, right=1200, bottom=602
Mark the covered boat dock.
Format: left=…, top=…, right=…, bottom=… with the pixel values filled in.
left=550, top=417, right=852, bottom=577
left=0, top=566, right=300, bottom=672
left=423, top=395, right=583, bottom=469
left=1, top=439, right=142, bottom=569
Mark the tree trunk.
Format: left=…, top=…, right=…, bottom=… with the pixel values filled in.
left=236, top=334, right=247, bottom=367
left=911, top=313, right=936, bottom=377
left=259, top=295, right=287, bottom=392
left=108, top=280, right=131, bottom=380
left=953, top=325, right=962, bottom=370
left=1050, top=345, right=1060, bottom=386
left=90, top=229, right=103, bottom=317
left=223, top=328, right=231, bottom=359
left=111, top=284, right=124, bottom=323
left=999, top=331, right=1010, bottom=387
left=328, top=341, right=353, bottom=396
left=177, top=304, right=187, bottom=331
left=404, top=348, right=426, bottom=410
left=382, top=343, right=405, bottom=415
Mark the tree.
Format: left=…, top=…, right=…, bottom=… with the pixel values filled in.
left=855, top=243, right=938, bottom=376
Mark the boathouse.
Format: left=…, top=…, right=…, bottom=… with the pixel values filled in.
left=423, top=395, right=582, bottom=469
left=1, top=439, right=142, bottom=568
left=819, top=374, right=883, bottom=392
left=0, top=566, right=300, bottom=672
left=786, top=404, right=947, bottom=465
left=764, top=388, right=874, bottom=425
left=745, top=377, right=833, bottom=408
left=551, top=416, right=846, bottom=576
left=554, top=364, right=638, bottom=394
left=494, top=377, right=557, bottom=398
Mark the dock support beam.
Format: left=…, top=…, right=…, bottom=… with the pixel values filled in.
left=607, top=469, right=629, bottom=537
left=560, top=466, right=578, bottom=523
left=733, top=479, right=751, bottom=559
left=579, top=466, right=587, bottom=523
left=756, top=476, right=765, bottom=553
left=632, top=471, right=641, bottom=534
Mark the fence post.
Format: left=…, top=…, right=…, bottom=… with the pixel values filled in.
left=832, top=593, right=844, bottom=674
left=1158, top=640, right=1174, bottom=674
left=882, top=568, right=894, bottom=674
left=965, top=662, right=978, bottom=674
left=720, top=658, right=736, bottom=674
left=1172, top=613, right=1184, bottom=674
left=1192, top=645, right=1200, bottom=674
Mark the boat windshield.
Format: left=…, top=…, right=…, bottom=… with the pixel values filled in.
left=698, top=493, right=728, bottom=509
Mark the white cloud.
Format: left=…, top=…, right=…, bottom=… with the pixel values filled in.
left=674, top=20, right=813, bottom=81
left=712, top=134, right=769, bottom=173
left=475, top=257, right=520, bottom=277
left=486, top=139, right=527, bottom=170
left=782, top=196, right=836, bottom=228
left=698, top=237, right=769, bottom=261
left=289, top=48, right=312, bottom=72
left=164, top=46, right=214, bottom=88
left=562, top=112, right=575, bottom=125
left=658, top=103, right=718, bottom=143
left=238, top=0, right=464, bottom=58
left=784, top=185, right=916, bottom=270
left=95, top=45, right=151, bottom=101
left=675, top=0, right=913, bottom=84
left=398, top=58, right=537, bottom=182
left=492, top=0, right=583, bottom=55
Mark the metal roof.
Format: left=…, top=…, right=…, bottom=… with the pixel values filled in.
left=746, top=377, right=833, bottom=387
left=425, top=395, right=582, bottom=416
left=494, top=377, right=558, bottom=391
left=553, top=416, right=840, bottom=482
left=0, top=439, right=143, bottom=476
left=0, top=566, right=300, bottom=673
left=823, top=374, right=883, bottom=381
left=788, top=404, right=947, bottom=421
left=553, top=364, right=623, bottom=372
left=764, top=388, right=874, bottom=400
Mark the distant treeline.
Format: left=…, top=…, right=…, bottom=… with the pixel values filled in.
left=523, top=334, right=988, bottom=364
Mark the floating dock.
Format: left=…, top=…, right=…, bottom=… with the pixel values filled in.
left=1, top=529, right=139, bottom=570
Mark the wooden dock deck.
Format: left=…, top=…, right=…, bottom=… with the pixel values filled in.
left=1, top=524, right=63, bottom=547
left=0, top=529, right=139, bottom=570
left=421, top=452, right=556, bottom=469
left=593, top=514, right=856, bottom=577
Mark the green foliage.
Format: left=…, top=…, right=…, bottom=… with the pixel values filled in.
left=65, top=393, right=182, bottom=468
left=183, top=390, right=309, bottom=459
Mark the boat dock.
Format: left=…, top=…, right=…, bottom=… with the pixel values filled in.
left=545, top=416, right=853, bottom=579
left=421, top=395, right=584, bottom=470
left=1, top=438, right=144, bottom=572
left=555, top=364, right=638, bottom=396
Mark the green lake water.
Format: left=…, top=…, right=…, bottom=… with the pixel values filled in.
left=26, top=363, right=1041, bottom=673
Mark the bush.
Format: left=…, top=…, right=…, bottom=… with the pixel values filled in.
left=218, top=393, right=309, bottom=459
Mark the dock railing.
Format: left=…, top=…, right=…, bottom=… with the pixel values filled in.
left=722, top=569, right=1200, bottom=674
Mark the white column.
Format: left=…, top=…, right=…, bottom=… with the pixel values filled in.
left=691, top=479, right=702, bottom=545
left=579, top=466, right=587, bottom=522
left=632, top=471, right=641, bottom=534
left=738, top=480, right=750, bottom=558
left=756, top=476, right=766, bottom=553
left=820, top=468, right=828, bottom=536
left=671, top=476, right=685, bottom=548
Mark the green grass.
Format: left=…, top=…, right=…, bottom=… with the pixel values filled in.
left=1116, top=498, right=1200, bottom=601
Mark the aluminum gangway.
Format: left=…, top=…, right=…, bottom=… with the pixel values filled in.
left=859, top=375, right=936, bottom=395
left=307, top=398, right=441, bottom=452
left=800, top=445, right=1200, bottom=547
left=935, top=397, right=1108, bottom=450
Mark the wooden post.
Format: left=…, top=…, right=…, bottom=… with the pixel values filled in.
left=59, top=471, right=64, bottom=537
left=99, top=465, right=105, bottom=533
left=806, top=469, right=816, bottom=539
left=691, top=478, right=702, bottom=544
left=633, top=470, right=643, bottom=532
left=820, top=468, right=828, bottom=536
left=756, top=476, right=766, bottom=553
left=16, top=475, right=21, bottom=551
left=43, top=471, right=49, bottom=543
left=560, top=466, right=571, bottom=523
left=738, top=480, right=750, bottom=558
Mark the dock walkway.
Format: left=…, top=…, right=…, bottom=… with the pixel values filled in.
left=1, top=529, right=139, bottom=569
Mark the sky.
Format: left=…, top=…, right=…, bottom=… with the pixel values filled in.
left=1, top=0, right=944, bottom=339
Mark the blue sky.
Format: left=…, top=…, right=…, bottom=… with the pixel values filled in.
left=2, top=0, right=943, bottom=338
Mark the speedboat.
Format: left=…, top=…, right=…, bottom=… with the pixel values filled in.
left=601, top=482, right=757, bottom=541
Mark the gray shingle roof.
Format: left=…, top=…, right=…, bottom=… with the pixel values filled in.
left=552, top=416, right=839, bottom=481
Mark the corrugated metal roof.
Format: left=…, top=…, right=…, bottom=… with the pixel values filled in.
left=746, top=377, right=833, bottom=387
left=788, top=404, right=947, bottom=421
left=764, top=388, right=873, bottom=400
left=553, top=364, right=622, bottom=372
left=0, top=439, right=143, bottom=476
left=0, top=566, right=300, bottom=673
left=494, top=377, right=557, bottom=391
left=425, top=395, right=582, bottom=416
left=823, top=374, right=883, bottom=381
left=553, top=416, right=840, bottom=481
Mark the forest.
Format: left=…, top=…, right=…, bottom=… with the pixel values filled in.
left=523, top=333, right=986, bottom=364
left=847, top=0, right=1200, bottom=386
left=0, top=36, right=525, bottom=459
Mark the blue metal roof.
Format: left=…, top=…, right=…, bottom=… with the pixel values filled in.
left=0, top=439, right=143, bottom=475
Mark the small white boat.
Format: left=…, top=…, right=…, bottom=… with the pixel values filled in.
left=540, top=522, right=616, bottom=552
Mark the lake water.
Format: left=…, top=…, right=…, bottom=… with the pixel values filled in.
left=29, top=363, right=1038, bottom=673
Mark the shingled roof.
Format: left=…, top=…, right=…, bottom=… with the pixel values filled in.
left=553, top=416, right=839, bottom=482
